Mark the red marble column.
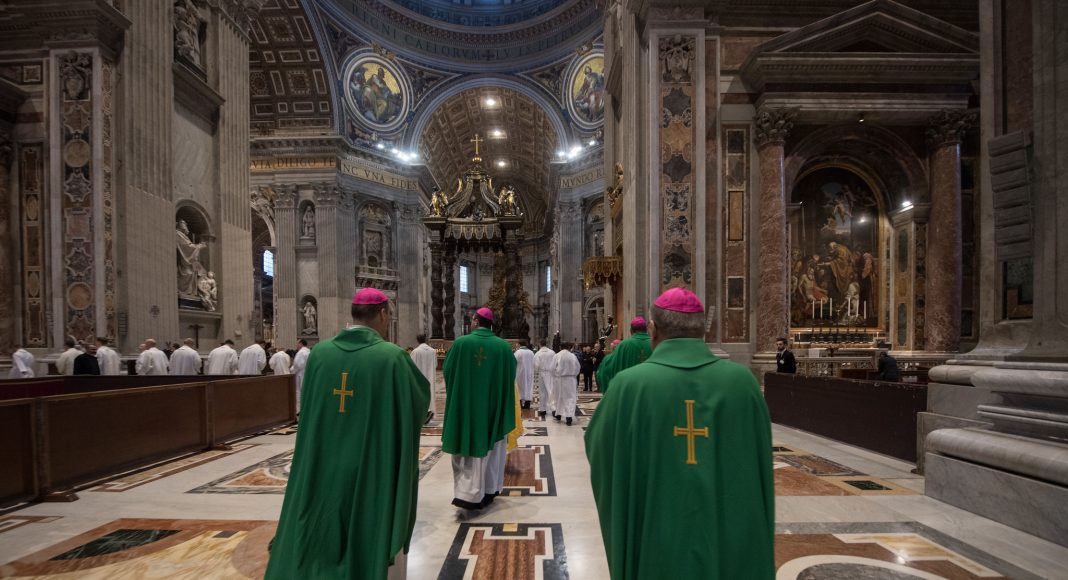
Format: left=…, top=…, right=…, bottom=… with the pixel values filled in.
left=925, top=110, right=975, bottom=352
left=754, top=108, right=795, bottom=352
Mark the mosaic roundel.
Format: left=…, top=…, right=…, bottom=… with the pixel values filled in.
left=342, top=54, right=410, bottom=132
left=566, top=52, right=605, bottom=129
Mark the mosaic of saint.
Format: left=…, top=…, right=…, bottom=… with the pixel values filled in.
left=568, top=54, right=605, bottom=127
left=789, top=168, right=881, bottom=328
left=345, top=57, right=406, bottom=129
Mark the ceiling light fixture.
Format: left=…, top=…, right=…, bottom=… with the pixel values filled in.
left=588, top=139, right=597, bottom=147
left=375, top=143, right=385, bottom=150
left=491, top=129, right=504, bottom=138
left=901, top=200, right=913, bottom=209
left=496, top=160, right=507, bottom=168
left=484, top=97, right=497, bottom=107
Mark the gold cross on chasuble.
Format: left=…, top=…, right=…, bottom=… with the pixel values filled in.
left=673, top=399, right=709, bottom=465
left=333, top=372, right=354, bottom=413
left=474, top=347, right=487, bottom=367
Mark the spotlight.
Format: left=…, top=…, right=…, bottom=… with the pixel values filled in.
left=496, top=160, right=507, bottom=168
left=901, top=200, right=913, bottom=209
left=858, top=112, right=865, bottom=124
left=491, top=129, right=503, bottom=138
left=375, top=143, right=385, bottom=150
left=484, top=97, right=497, bottom=107
left=588, top=139, right=597, bottom=146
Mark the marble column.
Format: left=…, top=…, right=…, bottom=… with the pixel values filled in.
left=0, top=138, right=14, bottom=355
left=395, top=203, right=424, bottom=346
left=558, top=201, right=584, bottom=341
left=273, top=185, right=298, bottom=345
left=430, top=241, right=443, bottom=339
left=925, top=110, right=975, bottom=353
left=443, top=246, right=457, bottom=340
left=314, top=185, right=338, bottom=338
left=504, top=239, right=523, bottom=339
left=753, top=108, right=795, bottom=353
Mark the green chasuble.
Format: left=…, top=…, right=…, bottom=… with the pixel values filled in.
left=441, top=326, right=517, bottom=457
left=265, top=326, right=429, bottom=580
left=585, top=338, right=774, bottom=580
left=595, top=332, right=651, bottom=394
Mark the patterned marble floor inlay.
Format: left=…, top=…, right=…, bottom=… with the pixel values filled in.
left=0, top=518, right=274, bottom=578
left=775, top=523, right=1026, bottom=579
left=188, top=446, right=445, bottom=495
left=438, top=523, right=567, bottom=580
left=91, top=444, right=257, bottom=492
left=520, top=425, right=548, bottom=436
left=773, top=444, right=915, bottom=497
left=503, top=445, right=556, bottom=497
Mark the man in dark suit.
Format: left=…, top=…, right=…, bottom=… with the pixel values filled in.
left=73, top=344, right=101, bottom=375
left=878, top=351, right=901, bottom=381
left=775, top=337, right=797, bottom=374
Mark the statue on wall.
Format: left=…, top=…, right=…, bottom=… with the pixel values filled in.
left=176, top=219, right=208, bottom=299
left=198, top=271, right=217, bottom=311
left=174, top=0, right=204, bottom=68
left=430, top=188, right=447, bottom=216
left=301, top=205, right=316, bottom=240
left=497, top=185, right=517, bottom=216
left=301, top=300, right=317, bottom=335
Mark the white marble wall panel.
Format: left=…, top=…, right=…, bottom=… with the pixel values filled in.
left=171, top=104, right=216, bottom=211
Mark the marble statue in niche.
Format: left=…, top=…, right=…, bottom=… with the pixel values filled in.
left=176, top=219, right=208, bottom=300
left=364, top=231, right=383, bottom=266
left=301, top=205, right=316, bottom=240
left=301, top=300, right=317, bottom=335
left=174, top=0, right=205, bottom=68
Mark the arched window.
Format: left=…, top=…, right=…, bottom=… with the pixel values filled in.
left=263, top=249, right=275, bottom=278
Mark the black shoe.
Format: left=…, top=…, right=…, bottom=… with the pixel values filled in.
left=480, top=492, right=499, bottom=507
left=566, top=417, right=573, bottom=426
left=452, top=497, right=483, bottom=511
left=539, top=411, right=546, bottom=418
left=553, top=413, right=561, bottom=421
left=522, top=401, right=531, bottom=409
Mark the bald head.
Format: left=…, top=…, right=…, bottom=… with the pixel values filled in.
left=145, top=339, right=157, bottom=348
left=183, top=338, right=195, bottom=347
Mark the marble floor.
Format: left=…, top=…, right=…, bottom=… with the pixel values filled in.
left=1, top=378, right=1067, bottom=579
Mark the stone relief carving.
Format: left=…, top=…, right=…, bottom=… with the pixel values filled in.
left=301, top=205, right=316, bottom=240
left=754, top=107, right=797, bottom=148
left=174, top=0, right=205, bottom=68
left=926, top=109, right=977, bottom=148
left=59, top=53, right=91, bottom=101
left=273, top=184, right=296, bottom=209
left=659, top=35, right=695, bottom=83
left=198, top=271, right=217, bottom=310
left=606, top=162, right=624, bottom=211
left=250, top=186, right=275, bottom=222
left=301, top=299, right=317, bottom=335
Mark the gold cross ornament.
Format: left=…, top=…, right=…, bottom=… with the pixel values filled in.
left=673, top=399, right=710, bottom=465
left=470, top=133, right=483, bottom=156
left=474, top=347, right=487, bottom=367
left=333, top=372, right=354, bottom=413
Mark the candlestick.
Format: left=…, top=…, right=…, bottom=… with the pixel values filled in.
left=812, top=300, right=815, bottom=319
left=863, top=301, right=867, bottom=320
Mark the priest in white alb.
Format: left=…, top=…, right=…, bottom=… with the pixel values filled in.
left=269, top=346, right=291, bottom=375
left=514, top=342, right=535, bottom=409
left=533, top=339, right=556, bottom=419
left=94, top=337, right=122, bottom=375
left=55, top=337, right=81, bottom=376
left=9, top=347, right=35, bottom=378
left=170, top=338, right=202, bottom=375
left=136, top=339, right=170, bottom=375
left=206, top=339, right=238, bottom=375
left=237, top=339, right=267, bottom=375
left=290, top=338, right=311, bottom=412
left=410, top=333, right=438, bottom=423
left=551, top=342, right=580, bottom=426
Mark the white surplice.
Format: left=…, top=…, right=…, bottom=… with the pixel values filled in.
left=55, top=347, right=81, bottom=376
left=551, top=349, right=580, bottom=419
left=169, top=345, right=202, bottom=375
left=9, top=348, right=35, bottom=378
left=237, top=343, right=266, bottom=375
left=269, top=350, right=291, bottom=375
left=290, top=346, right=311, bottom=412
left=205, top=345, right=238, bottom=375
left=451, top=439, right=507, bottom=505
left=533, top=346, right=556, bottom=413
left=514, top=347, right=534, bottom=403
left=95, top=345, right=122, bottom=375
left=136, top=347, right=170, bottom=375
left=410, top=343, right=437, bottom=415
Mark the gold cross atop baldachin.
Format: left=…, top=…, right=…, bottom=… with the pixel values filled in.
left=673, top=399, right=709, bottom=465
left=470, top=133, right=483, bottom=156
left=474, top=347, right=487, bottom=367
left=333, top=372, right=354, bottom=413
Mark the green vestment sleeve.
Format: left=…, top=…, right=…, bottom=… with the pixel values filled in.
left=595, top=332, right=652, bottom=394
left=585, top=338, right=775, bottom=579
left=265, top=327, right=430, bottom=580
left=441, top=327, right=517, bottom=457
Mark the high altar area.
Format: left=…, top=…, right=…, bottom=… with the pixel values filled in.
left=1, top=0, right=1067, bottom=562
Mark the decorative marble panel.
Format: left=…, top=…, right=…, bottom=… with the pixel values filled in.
left=58, top=52, right=95, bottom=342
left=722, top=126, right=749, bottom=342
left=19, top=144, right=47, bottom=346
left=658, top=34, right=697, bottom=290
left=913, top=223, right=927, bottom=350
left=101, top=59, right=116, bottom=340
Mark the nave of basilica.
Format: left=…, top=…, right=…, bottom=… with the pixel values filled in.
left=1, top=0, right=1067, bottom=578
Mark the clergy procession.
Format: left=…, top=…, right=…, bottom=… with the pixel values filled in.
left=256, top=287, right=773, bottom=579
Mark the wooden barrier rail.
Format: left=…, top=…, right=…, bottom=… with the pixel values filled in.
left=0, top=375, right=294, bottom=508
left=764, top=372, right=927, bottom=462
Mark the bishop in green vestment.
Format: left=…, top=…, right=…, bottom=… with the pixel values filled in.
left=595, top=316, right=653, bottom=394
left=266, top=289, right=430, bottom=580
left=442, top=307, right=517, bottom=510
left=585, top=288, right=774, bottom=579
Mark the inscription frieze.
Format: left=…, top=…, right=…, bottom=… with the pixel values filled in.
left=338, top=158, right=419, bottom=191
